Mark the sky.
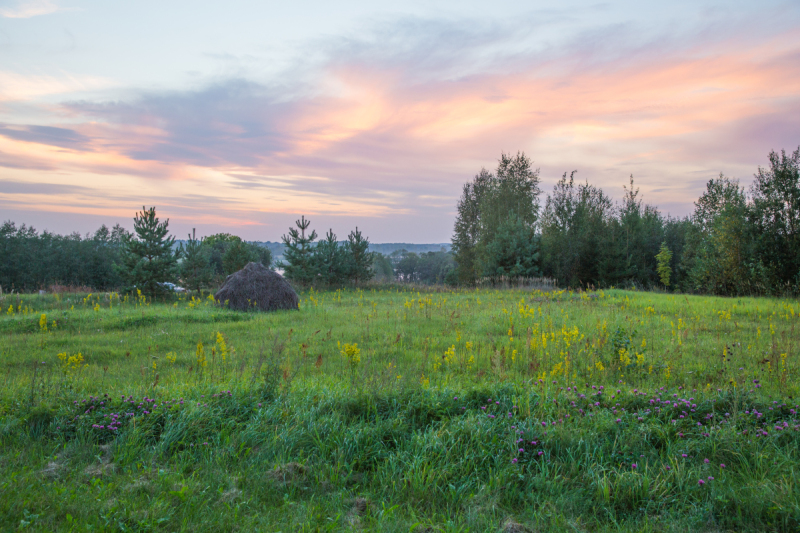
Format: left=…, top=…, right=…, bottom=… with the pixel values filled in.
left=1, top=0, right=799, bottom=243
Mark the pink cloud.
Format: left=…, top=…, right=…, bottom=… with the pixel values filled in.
left=2, top=21, right=800, bottom=240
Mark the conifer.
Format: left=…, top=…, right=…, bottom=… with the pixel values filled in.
left=118, top=206, right=179, bottom=296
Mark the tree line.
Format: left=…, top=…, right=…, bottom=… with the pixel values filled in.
left=0, top=209, right=272, bottom=294
left=0, top=222, right=130, bottom=291
left=0, top=209, right=383, bottom=294
left=3, top=146, right=797, bottom=296
left=453, top=148, right=800, bottom=295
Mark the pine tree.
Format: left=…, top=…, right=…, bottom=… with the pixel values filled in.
left=313, top=229, right=347, bottom=286
left=343, top=226, right=374, bottom=285
left=280, top=216, right=317, bottom=285
left=119, top=206, right=179, bottom=296
left=481, top=214, right=540, bottom=278
left=180, top=230, right=213, bottom=291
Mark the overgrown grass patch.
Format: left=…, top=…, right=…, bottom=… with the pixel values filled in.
left=1, top=287, right=799, bottom=531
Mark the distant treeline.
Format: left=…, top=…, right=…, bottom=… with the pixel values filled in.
left=453, top=148, right=800, bottom=296
left=194, top=241, right=450, bottom=264
left=2, top=147, right=797, bottom=295
left=0, top=217, right=450, bottom=292
left=0, top=223, right=130, bottom=291
left=0, top=224, right=271, bottom=293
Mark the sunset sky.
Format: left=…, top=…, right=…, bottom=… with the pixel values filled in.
left=1, top=0, right=799, bottom=242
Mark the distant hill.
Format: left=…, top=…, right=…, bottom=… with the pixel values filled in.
left=258, top=242, right=451, bottom=262
left=173, top=240, right=451, bottom=263
left=368, top=243, right=451, bottom=255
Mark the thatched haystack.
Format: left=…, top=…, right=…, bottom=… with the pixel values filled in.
left=215, top=262, right=299, bottom=312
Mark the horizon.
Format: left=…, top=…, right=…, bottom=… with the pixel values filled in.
left=2, top=0, right=799, bottom=242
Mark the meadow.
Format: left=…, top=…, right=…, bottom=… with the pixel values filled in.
left=0, top=286, right=798, bottom=532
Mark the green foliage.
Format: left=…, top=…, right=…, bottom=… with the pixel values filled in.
left=603, top=176, right=664, bottom=286
left=279, top=216, right=317, bottom=285
left=118, top=206, right=178, bottom=296
left=452, top=153, right=541, bottom=284
left=478, top=152, right=542, bottom=244
left=222, top=239, right=256, bottom=275
left=343, top=226, right=374, bottom=285
left=0, top=222, right=129, bottom=292
left=1, top=288, right=800, bottom=531
left=451, top=169, right=489, bottom=284
left=539, top=174, right=668, bottom=289
left=394, top=250, right=419, bottom=281
left=280, top=219, right=374, bottom=287
left=541, top=148, right=799, bottom=295
left=681, top=175, right=756, bottom=295
left=540, top=171, right=615, bottom=288
left=203, top=233, right=240, bottom=275
left=655, top=242, right=672, bottom=288
left=179, top=233, right=213, bottom=291
left=201, top=233, right=271, bottom=277
left=479, top=214, right=540, bottom=277
left=749, top=147, right=800, bottom=287
left=312, top=229, right=348, bottom=286
left=371, top=253, right=394, bottom=282
left=394, top=250, right=455, bottom=284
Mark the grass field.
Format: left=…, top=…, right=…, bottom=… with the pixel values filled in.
left=1, top=287, right=799, bottom=532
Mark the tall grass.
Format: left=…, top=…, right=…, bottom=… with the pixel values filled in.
left=0, top=287, right=798, bottom=531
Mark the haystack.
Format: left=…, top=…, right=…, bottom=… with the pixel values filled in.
left=215, top=262, right=299, bottom=312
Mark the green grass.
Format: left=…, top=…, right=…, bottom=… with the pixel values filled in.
left=1, top=287, right=799, bottom=532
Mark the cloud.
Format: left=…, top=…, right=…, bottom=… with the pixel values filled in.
left=66, top=79, right=292, bottom=166
left=0, top=179, right=91, bottom=195
left=0, top=123, right=92, bottom=150
left=5, top=8, right=800, bottom=238
left=0, top=0, right=59, bottom=18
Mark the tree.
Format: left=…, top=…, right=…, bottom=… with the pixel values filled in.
left=180, top=231, right=213, bottom=291
left=396, top=252, right=420, bottom=282
left=118, top=206, right=179, bottom=296
left=481, top=214, right=540, bottom=278
left=452, top=152, right=542, bottom=284
left=655, top=242, right=672, bottom=288
left=200, top=233, right=271, bottom=277
left=418, top=251, right=457, bottom=284
left=681, top=175, right=753, bottom=295
left=223, top=239, right=258, bottom=274
left=280, top=216, right=318, bottom=285
left=452, top=169, right=492, bottom=284
left=313, top=229, right=348, bottom=286
left=478, top=152, right=541, bottom=244
left=749, top=147, right=800, bottom=288
left=203, top=233, right=241, bottom=275
left=371, top=253, right=394, bottom=282
left=540, top=171, right=612, bottom=287
left=662, top=216, right=692, bottom=290
left=86, top=225, right=127, bottom=289
left=343, top=227, right=374, bottom=284
left=249, top=244, right=272, bottom=270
